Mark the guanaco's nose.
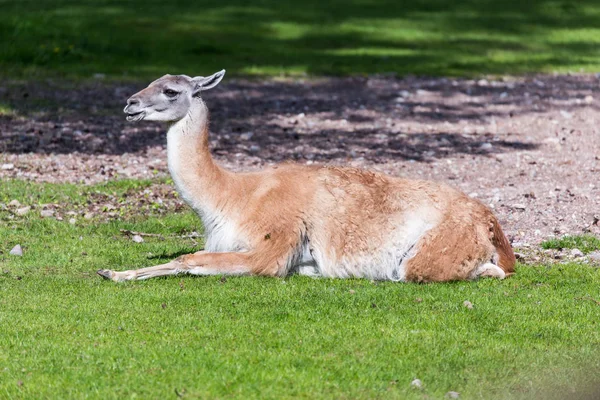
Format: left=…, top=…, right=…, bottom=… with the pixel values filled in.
left=124, top=97, right=140, bottom=112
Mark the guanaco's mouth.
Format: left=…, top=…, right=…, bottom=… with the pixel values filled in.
left=126, top=111, right=145, bottom=122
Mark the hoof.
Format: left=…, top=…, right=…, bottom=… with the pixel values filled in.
left=97, top=269, right=114, bottom=280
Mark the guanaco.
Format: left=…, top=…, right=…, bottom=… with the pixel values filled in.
left=97, top=70, right=515, bottom=282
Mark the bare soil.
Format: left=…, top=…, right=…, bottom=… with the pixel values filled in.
left=1, top=75, right=599, bottom=249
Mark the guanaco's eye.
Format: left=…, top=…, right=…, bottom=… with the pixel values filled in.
left=163, top=89, right=179, bottom=97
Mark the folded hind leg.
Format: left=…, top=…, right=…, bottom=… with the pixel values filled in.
left=470, top=262, right=506, bottom=280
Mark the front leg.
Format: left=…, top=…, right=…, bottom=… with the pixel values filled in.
left=97, top=251, right=256, bottom=282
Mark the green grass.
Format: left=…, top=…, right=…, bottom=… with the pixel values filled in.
left=541, top=235, right=600, bottom=254
left=1, top=0, right=600, bottom=80
left=1, top=179, right=600, bottom=399
left=0, top=178, right=157, bottom=206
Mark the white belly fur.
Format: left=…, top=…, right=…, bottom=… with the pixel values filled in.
left=299, top=209, right=438, bottom=281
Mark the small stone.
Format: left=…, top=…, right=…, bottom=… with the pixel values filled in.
left=8, top=200, right=21, bottom=207
left=240, top=131, right=254, bottom=140
left=349, top=289, right=356, bottom=294
left=514, top=252, right=525, bottom=260
left=410, top=379, right=423, bottom=390
left=554, top=225, right=568, bottom=234
left=249, top=145, right=261, bottom=153
left=9, top=245, right=23, bottom=256
left=89, top=138, right=104, bottom=151
left=479, top=142, right=493, bottom=151
left=588, top=251, right=600, bottom=263
left=1, top=163, right=14, bottom=170
left=571, top=248, right=584, bottom=258
left=40, top=209, right=54, bottom=218
left=512, top=204, right=527, bottom=210
left=84, top=212, right=94, bottom=220
left=463, top=300, right=473, bottom=309
left=15, top=206, right=31, bottom=216
left=585, top=95, right=594, bottom=104
left=132, top=235, right=144, bottom=243
left=560, top=110, right=572, bottom=119
left=446, top=391, right=460, bottom=399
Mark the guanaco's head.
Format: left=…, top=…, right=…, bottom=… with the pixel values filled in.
left=124, top=70, right=225, bottom=122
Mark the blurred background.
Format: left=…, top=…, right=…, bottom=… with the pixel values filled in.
left=1, top=0, right=599, bottom=79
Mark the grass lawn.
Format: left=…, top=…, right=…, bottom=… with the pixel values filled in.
left=1, top=0, right=600, bottom=80
left=1, top=179, right=600, bottom=399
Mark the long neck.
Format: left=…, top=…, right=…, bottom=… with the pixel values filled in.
left=166, top=98, right=228, bottom=216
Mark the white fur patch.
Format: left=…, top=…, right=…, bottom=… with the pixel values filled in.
left=188, top=266, right=249, bottom=276
left=308, top=207, right=439, bottom=281
left=201, top=208, right=247, bottom=252
left=470, top=262, right=505, bottom=279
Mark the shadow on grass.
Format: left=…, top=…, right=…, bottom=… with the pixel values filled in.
left=0, top=0, right=600, bottom=78
left=147, top=249, right=203, bottom=261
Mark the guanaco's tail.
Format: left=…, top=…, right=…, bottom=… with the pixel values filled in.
left=491, top=217, right=516, bottom=275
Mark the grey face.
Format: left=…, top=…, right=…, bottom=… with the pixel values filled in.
left=123, top=70, right=225, bottom=122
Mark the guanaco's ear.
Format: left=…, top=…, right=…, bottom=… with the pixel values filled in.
left=191, top=70, right=226, bottom=96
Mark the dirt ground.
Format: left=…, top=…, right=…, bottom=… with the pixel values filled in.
left=1, top=74, right=599, bottom=250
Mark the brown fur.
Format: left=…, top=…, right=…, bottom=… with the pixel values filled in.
left=403, top=189, right=498, bottom=282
